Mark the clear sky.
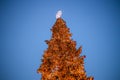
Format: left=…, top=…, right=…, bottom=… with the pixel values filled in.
left=0, top=0, right=120, bottom=80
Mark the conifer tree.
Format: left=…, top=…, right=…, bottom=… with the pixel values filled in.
left=37, top=15, right=93, bottom=80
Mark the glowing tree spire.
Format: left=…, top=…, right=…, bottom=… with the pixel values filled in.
left=37, top=11, right=94, bottom=80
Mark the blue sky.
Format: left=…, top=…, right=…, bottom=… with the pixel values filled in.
left=0, top=0, right=120, bottom=80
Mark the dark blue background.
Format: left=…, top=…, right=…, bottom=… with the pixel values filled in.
left=1, top=0, right=120, bottom=80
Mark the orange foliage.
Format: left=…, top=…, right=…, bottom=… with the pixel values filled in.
left=37, top=18, right=93, bottom=80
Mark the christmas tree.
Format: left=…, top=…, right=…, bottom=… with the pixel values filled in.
left=37, top=11, right=93, bottom=80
